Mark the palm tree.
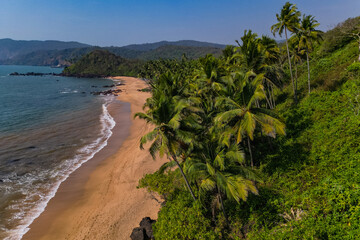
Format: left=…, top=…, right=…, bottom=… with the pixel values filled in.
left=214, top=73, right=286, bottom=168
left=297, top=14, right=323, bottom=93
left=185, top=136, right=258, bottom=224
left=135, top=73, right=197, bottom=200
left=271, top=2, right=300, bottom=102
left=234, top=31, right=283, bottom=110
left=288, top=35, right=301, bottom=93
left=260, top=35, right=281, bottom=65
left=259, top=35, right=283, bottom=108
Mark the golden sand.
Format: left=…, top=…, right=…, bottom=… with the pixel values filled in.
left=23, top=77, right=164, bottom=240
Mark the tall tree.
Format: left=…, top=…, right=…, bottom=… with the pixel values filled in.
left=135, top=73, right=197, bottom=200
left=298, top=14, right=323, bottom=93
left=271, top=2, right=300, bottom=102
left=185, top=140, right=258, bottom=224
left=214, top=73, right=286, bottom=168
left=289, top=35, right=304, bottom=95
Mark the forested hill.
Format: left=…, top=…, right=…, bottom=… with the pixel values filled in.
left=0, top=39, right=225, bottom=67
left=132, top=14, right=360, bottom=239
left=62, top=50, right=141, bottom=77
left=123, top=40, right=226, bottom=51
left=0, top=38, right=90, bottom=60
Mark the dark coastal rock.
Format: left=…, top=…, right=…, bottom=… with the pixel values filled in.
left=130, top=227, right=146, bottom=240
left=0, top=179, right=3, bottom=183
left=140, top=217, right=156, bottom=239
left=102, top=84, right=116, bottom=88
left=27, top=146, right=36, bottom=149
left=9, top=159, right=22, bottom=163
left=130, top=217, right=156, bottom=240
left=9, top=72, right=60, bottom=76
left=90, top=89, right=122, bottom=96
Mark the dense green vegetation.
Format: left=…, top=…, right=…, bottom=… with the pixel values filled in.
left=62, top=50, right=142, bottom=77
left=136, top=3, right=360, bottom=239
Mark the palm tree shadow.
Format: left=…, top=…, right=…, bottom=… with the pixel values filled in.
left=255, top=106, right=313, bottom=175
left=225, top=187, right=283, bottom=236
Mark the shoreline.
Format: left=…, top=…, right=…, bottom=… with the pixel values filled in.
left=23, top=77, right=164, bottom=240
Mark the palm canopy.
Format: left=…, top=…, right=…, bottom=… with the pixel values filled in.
left=184, top=137, right=259, bottom=203
left=214, top=73, right=285, bottom=144
left=235, top=30, right=265, bottom=73
left=298, top=14, right=323, bottom=52
left=260, top=35, right=281, bottom=65
left=289, top=35, right=305, bottom=64
left=271, top=2, right=300, bottom=37
left=135, top=95, right=195, bottom=159
left=135, top=72, right=202, bottom=200
left=271, top=1, right=300, bottom=103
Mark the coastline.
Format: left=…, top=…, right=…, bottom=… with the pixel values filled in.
left=23, top=77, right=164, bottom=240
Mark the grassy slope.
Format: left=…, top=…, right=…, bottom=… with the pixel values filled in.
left=243, top=39, right=360, bottom=239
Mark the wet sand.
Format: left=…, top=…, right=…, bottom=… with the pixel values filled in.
left=23, top=77, right=164, bottom=240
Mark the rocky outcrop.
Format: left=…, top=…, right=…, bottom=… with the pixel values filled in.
left=9, top=72, right=61, bottom=76
left=90, top=88, right=122, bottom=96
left=130, top=217, right=156, bottom=240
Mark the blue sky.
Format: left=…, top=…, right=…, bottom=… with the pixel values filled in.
left=0, top=0, right=359, bottom=46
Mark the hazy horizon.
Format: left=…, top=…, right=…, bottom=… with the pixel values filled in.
left=0, top=0, right=359, bottom=47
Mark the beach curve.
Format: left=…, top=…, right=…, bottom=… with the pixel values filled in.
left=23, top=77, right=165, bottom=240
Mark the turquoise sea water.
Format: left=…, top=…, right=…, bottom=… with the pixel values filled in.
left=0, top=65, right=116, bottom=239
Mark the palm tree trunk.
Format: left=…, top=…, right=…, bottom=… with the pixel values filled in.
left=266, top=81, right=274, bottom=109
left=247, top=136, right=254, bottom=168
left=217, top=186, right=229, bottom=226
left=306, top=51, right=311, bottom=94
left=295, top=64, right=298, bottom=95
left=358, top=39, right=360, bottom=62
left=285, top=28, right=297, bottom=103
left=171, top=154, right=196, bottom=201
left=271, top=83, right=276, bottom=108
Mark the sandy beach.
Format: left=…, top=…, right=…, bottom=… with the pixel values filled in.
left=23, top=77, right=164, bottom=240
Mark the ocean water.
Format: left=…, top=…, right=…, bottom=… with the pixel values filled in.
left=0, top=65, right=117, bottom=239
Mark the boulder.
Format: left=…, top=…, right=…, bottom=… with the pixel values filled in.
left=130, top=227, right=146, bottom=240
left=140, top=217, right=156, bottom=239
left=130, top=217, right=156, bottom=240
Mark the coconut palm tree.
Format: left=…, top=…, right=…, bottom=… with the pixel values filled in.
left=271, top=2, right=300, bottom=102
left=214, top=73, right=286, bottom=168
left=135, top=73, right=198, bottom=200
left=289, top=35, right=304, bottom=96
left=260, top=35, right=281, bottom=65
left=184, top=135, right=258, bottom=224
left=297, top=14, right=323, bottom=93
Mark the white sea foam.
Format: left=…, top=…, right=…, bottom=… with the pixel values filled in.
left=3, top=101, right=116, bottom=240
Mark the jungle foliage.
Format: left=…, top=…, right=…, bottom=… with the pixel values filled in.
left=136, top=2, right=360, bottom=239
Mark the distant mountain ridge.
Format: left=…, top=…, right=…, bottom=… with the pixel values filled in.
left=0, top=38, right=90, bottom=60
left=0, top=39, right=226, bottom=67
left=123, top=40, right=226, bottom=51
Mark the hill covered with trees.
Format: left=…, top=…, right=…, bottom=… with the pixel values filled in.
left=62, top=50, right=142, bottom=77
left=133, top=3, right=360, bottom=239
left=0, top=40, right=225, bottom=67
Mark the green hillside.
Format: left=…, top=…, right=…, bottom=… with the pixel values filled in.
left=138, top=45, right=223, bottom=60
left=62, top=49, right=142, bottom=77
left=134, top=13, right=360, bottom=240
left=123, top=40, right=226, bottom=51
